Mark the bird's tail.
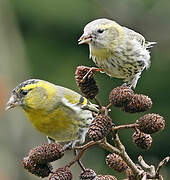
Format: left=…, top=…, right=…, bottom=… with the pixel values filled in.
left=145, top=41, right=157, bottom=49
left=82, top=102, right=99, bottom=113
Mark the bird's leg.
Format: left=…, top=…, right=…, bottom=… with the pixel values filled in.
left=63, top=127, right=88, bottom=151
left=127, top=72, right=141, bottom=89
left=63, top=142, right=74, bottom=151
left=81, top=67, right=101, bottom=82
left=122, top=82, right=128, bottom=87
left=123, top=83, right=133, bottom=90
left=63, top=140, right=80, bottom=151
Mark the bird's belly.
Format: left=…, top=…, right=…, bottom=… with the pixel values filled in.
left=93, top=57, right=127, bottom=78
left=25, top=106, right=82, bottom=142
left=46, top=127, right=79, bottom=142
left=93, top=56, right=145, bottom=79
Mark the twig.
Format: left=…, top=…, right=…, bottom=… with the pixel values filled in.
left=67, top=141, right=97, bottom=168
left=155, top=157, right=170, bottom=177
left=138, top=155, right=155, bottom=176
left=74, top=149, right=86, bottom=171
left=100, top=135, right=142, bottom=178
left=121, top=151, right=143, bottom=179
left=113, top=123, right=136, bottom=131
left=141, top=173, right=147, bottom=180
left=114, top=133, right=143, bottom=177
left=158, top=175, right=163, bottom=180
left=94, top=97, right=103, bottom=110
left=106, top=103, right=112, bottom=110
left=138, top=155, right=151, bottom=169
left=75, top=141, right=97, bottom=150
left=94, top=97, right=110, bottom=115
left=113, top=132, right=125, bottom=150
left=98, top=138, right=120, bottom=155
left=139, top=156, right=170, bottom=179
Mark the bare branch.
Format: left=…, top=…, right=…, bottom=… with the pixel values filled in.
left=156, top=157, right=170, bottom=176
left=113, top=123, right=136, bottom=131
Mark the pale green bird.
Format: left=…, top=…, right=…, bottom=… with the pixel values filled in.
left=79, top=18, right=156, bottom=89
left=5, top=79, right=98, bottom=147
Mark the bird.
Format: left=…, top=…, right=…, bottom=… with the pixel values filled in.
left=78, top=18, right=156, bottom=89
left=5, top=79, right=98, bottom=148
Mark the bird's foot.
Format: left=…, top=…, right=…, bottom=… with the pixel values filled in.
left=81, top=67, right=101, bottom=83
left=63, top=141, right=78, bottom=151
left=63, top=143, right=72, bottom=151
left=122, top=83, right=134, bottom=90
left=122, top=83, right=129, bottom=87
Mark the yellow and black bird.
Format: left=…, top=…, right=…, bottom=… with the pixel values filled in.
left=5, top=79, right=98, bottom=147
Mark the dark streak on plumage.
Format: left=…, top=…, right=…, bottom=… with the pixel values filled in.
left=12, top=79, right=38, bottom=93
left=79, top=96, right=85, bottom=104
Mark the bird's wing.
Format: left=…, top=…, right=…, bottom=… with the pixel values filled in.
left=123, top=27, right=156, bottom=48
left=123, top=27, right=145, bottom=47
left=144, top=41, right=157, bottom=49
left=60, top=88, right=99, bottom=113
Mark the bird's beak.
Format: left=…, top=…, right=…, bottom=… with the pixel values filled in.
left=78, top=34, right=92, bottom=45
left=5, top=94, right=20, bottom=111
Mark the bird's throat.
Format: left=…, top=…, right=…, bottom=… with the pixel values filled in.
left=90, top=46, right=113, bottom=61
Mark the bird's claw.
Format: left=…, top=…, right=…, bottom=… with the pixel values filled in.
left=81, top=67, right=101, bottom=83
left=63, top=142, right=73, bottom=151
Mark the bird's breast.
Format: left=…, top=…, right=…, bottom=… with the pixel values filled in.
left=90, top=46, right=113, bottom=61
left=24, top=106, right=81, bottom=141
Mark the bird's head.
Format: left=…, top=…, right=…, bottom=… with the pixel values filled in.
left=78, top=18, right=122, bottom=49
left=5, top=79, right=51, bottom=111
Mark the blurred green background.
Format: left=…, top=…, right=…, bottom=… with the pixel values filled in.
left=0, top=0, right=170, bottom=179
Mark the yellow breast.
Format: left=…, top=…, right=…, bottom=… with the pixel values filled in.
left=91, top=47, right=112, bottom=61
left=24, top=106, right=80, bottom=141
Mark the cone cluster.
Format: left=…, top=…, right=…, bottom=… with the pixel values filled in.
left=109, top=85, right=152, bottom=113
left=22, top=143, right=64, bottom=178
left=75, top=66, right=99, bottom=99
left=132, top=130, right=152, bottom=150
left=106, top=153, right=128, bottom=173
left=88, top=114, right=112, bottom=141
left=132, top=113, right=165, bottom=149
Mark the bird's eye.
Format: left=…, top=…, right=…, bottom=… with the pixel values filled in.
left=97, top=29, right=104, bottom=33
left=20, top=89, right=28, bottom=96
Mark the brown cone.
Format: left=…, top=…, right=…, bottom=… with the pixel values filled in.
left=49, top=167, right=72, bottom=180
left=75, top=66, right=99, bottom=99
left=136, top=113, right=165, bottom=134
left=80, top=169, right=97, bottom=180
left=106, top=153, right=128, bottom=173
left=88, top=114, right=112, bottom=141
left=132, top=130, right=152, bottom=150
left=109, top=85, right=134, bottom=107
left=97, top=175, right=117, bottom=180
left=22, top=157, right=52, bottom=178
left=122, top=94, right=152, bottom=113
left=28, top=143, right=64, bottom=164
